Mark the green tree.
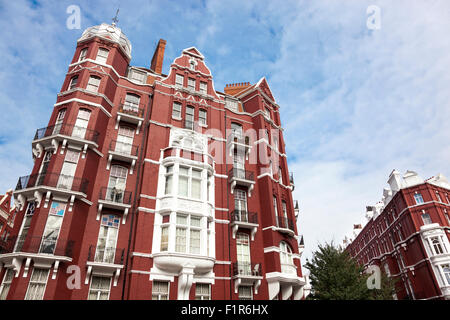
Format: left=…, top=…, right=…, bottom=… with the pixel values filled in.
left=305, top=242, right=395, bottom=300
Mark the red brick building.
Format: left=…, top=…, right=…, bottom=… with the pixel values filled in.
left=344, top=170, right=450, bottom=300
left=0, top=22, right=305, bottom=300
left=0, top=190, right=16, bottom=254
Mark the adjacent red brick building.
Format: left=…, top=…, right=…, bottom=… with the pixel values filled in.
left=0, top=22, right=305, bottom=300
left=0, top=190, right=16, bottom=254
left=344, top=170, right=450, bottom=300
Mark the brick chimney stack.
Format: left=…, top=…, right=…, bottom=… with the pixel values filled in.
left=224, top=82, right=252, bottom=96
left=150, top=39, right=167, bottom=74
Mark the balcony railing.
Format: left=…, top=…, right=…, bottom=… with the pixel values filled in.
left=87, top=245, right=124, bottom=265
left=276, top=216, right=295, bottom=231
left=230, top=210, right=258, bottom=224
left=118, top=103, right=144, bottom=118
left=99, top=187, right=132, bottom=205
left=109, top=140, right=139, bottom=157
left=228, top=168, right=255, bottom=182
left=232, top=262, right=262, bottom=277
left=0, top=235, right=74, bottom=257
left=15, top=173, right=89, bottom=194
left=34, top=123, right=100, bottom=144
left=281, top=263, right=297, bottom=275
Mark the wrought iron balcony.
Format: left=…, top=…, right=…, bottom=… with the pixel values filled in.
left=15, top=173, right=89, bottom=194
left=276, top=216, right=295, bottom=233
left=99, top=187, right=132, bottom=205
left=228, top=168, right=254, bottom=182
left=232, top=262, right=262, bottom=277
left=87, top=245, right=124, bottom=265
left=230, top=210, right=258, bottom=225
left=109, top=140, right=139, bottom=158
left=0, top=235, right=74, bottom=257
left=34, top=123, right=100, bottom=144
left=118, top=103, right=144, bottom=119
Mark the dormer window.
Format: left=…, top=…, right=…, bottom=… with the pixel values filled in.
left=199, top=81, right=207, bottom=94
left=128, top=69, right=146, bottom=84
left=96, top=48, right=109, bottom=64
left=189, top=60, right=196, bottom=70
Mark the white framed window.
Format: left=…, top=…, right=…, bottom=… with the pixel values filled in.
left=178, top=166, right=202, bottom=200
left=421, top=212, right=432, bottom=225
left=0, top=269, right=14, bottom=300
left=435, top=191, right=442, bottom=202
left=95, top=214, right=120, bottom=263
left=116, top=126, right=135, bottom=155
left=238, top=286, right=253, bottom=300
left=225, top=98, right=239, bottom=112
left=57, top=150, right=80, bottom=190
left=72, top=108, right=91, bottom=139
left=164, top=165, right=174, bottom=195
left=188, top=78, right=196, bottom=91
left=442, top=264, right=450, bottom=285
left=264, top=107, right=271, bottom=119
left=199, top=81, right=207, bottom=94
left=96, top=48, right=109, bottom=64
left=195, top=283, right=211, bottom=300
left=414, top=193, right=424, bottom=204
left=40, top=201, right=66, bottom=254
left=231, top=123, right=243, bottom=138
left=25, top=268, right=49, bottom=300
left=185, top=106, right=195, bottom=130
left=280, top=241, right=295, bottom=274
left=160, top=224, right=169, bottom=252
left=236, top=233, right=251, bottom=275
left=53, top=109, right=66, bottom=135
left=86, top=75, right=101, bottom=93
left=273, top=196, right=278, bottom=218
left=278, top=167, right=283, bottom=184
left=172, top=102, right=182, bottom=119
left=384, top=263, right=391, bottom=277
left=430, top=236, right=447, bottom=255
left=128, top=69, right=146, bottom=83
left=69, top=75, right=78, bottom=90
left=88, top=276, right=111, bottom=300
left=175, top=214, right=202, bottom=254
left=175, top=74, right=184, bottom=87
left=78, top=48, right=88, bottom=62
left=199, top=109, right=207, bottom=126
left=123, top=93, right=140, bottom=113
left=152, top=281, right=169, bottom=300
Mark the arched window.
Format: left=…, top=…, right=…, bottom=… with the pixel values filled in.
left=280, top=241, right=295, bottom=274
left=86, top=76, right=101, bottom=93
left=69, top=75, right=78, bottom=90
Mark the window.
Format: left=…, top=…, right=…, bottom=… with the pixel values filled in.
left=88, top=276, right=111, bottom=300
left=107, top=165, right=128, bottom=202
left=175, top=74, right=184, bottom=87
left=53, top=109, right=66, bottom=135
left=123, top=93, right=140, bottom=113
left=15, top=201, right=36, bottom=252
left=435, top=191, right=442, bottom=202
left=414, top=193, right=424, bottom=204
left=172, top=102, right=182, bottom=119
left=421, top=212, right=432, bottom=225
left=442, top=264, right=450, bottom=285
left=178, top=166, right=202, bottom=199
left=78, top=48, right=88, bottom=62
left=86, top=75, right=101, bottom=92
left=69, top=75, right=78, bottom=90
left=431, top=236, right=447, bottom=255
left=185, top=106, right=194, bottom=130
left=238, top=286, right=253, bottom=300
left=384, top=263, right=391, bottom=277
left=445, top=210, right=450, bottom=225
left=40, top=201, right=66, bottom=254
left=116, top=126, right=135, bottom=155
left=225, top=98, right=239, bottom=112
left=278, top=167, right=283, bottom=184
left=25, top=268, right=49, bottom=300
left=152, top=281, right=169, bottom=300
left=195, top=283, right=211, bottom=300
left=72, top=109, right=91, bottom=139
left=128, top=69, right=146, bottom=83
left=95, top=214, right=120, bottom=263
left=264, top=107, right=271, bottom=119
left=234, top=189, right=248, bottom=222
left=199, top=109, right=207, bottom=126
left=236, top=233, right=251, bottom=275
left=231, top=123, right=243, bottom=139
left=96, top=48, right=109, bottom=64
left=175, top=214, right=202, bottom=254
left=280, top=241, right=295, bottom=274
left=57, top=150, right=80, bottom=189
left=273, top=196, right=278, bottom=218
left=0, top=269, right=14, bottom=300
left=160, top=225, right=169, bottom=251
left=199, top=81, right=207, bottom=94
left=188, top=78, right=195, bottom=91
left=164, top=165, right=173, bottom=195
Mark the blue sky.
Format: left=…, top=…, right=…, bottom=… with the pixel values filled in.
left=1, top=0, right=450, bottom=265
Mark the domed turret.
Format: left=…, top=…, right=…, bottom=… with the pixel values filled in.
left=78, top=23, right=132, bottom=59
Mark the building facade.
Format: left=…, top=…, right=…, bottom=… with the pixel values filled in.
left=0, top=190, right=16, bottom=254
left=344, top=170, right=450, bottom=300
left=0, top=22, right=305, bottom=300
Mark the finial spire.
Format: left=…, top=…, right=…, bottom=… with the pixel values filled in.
left=112, top=8, right=120, bottom=26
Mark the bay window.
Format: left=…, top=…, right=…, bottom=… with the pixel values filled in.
left=86, top=75, right=101, bottom=93
left=175, top=214, right=202, bottom=254
left=96, top=48, right=109, bottom=64
left=178, top=166, right=202, bottom=200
